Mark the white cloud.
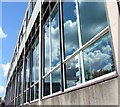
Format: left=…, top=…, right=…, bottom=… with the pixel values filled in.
left=84, top=43, right=113, bottom=72
left=1, top=63, right=10, bottom=76
left=0, top=27, right=7, bottom=39
left=0, top=85, right=4, bottom=94
left=102, top=45, right=112, bottom=55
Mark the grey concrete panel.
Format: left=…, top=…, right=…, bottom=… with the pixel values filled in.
left=39, top=78, right=118, bottom=105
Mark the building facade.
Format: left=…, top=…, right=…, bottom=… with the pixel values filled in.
left=5, top=0, right=120, bottom=106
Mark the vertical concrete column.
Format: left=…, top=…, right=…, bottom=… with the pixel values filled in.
left=106, top=0, right=119, bottom=105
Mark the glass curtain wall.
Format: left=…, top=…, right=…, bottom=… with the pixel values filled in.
left=43, top=3, right=61, bottom=97
left=24, top=52, right=30, bottom=103
left=31, top=38, right=39, bottom=101
left=42, top=0, right=115, bottom=97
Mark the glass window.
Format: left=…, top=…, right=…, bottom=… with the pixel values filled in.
left=24, top=91, right=26, bottom=103
left=78, top=1, right=108, bottom=45
left=35, top=83, right=39, bottom=99
left=63, top=1, right=79, bottom=58
left=19, top=68, right=22, bottom=95
left=50, top=5, right=60, bottom=68
left=65, top=54, right=82, bottom=88
left=43, top=75, right=50, bottom=96
left=16, top=72, right=19, bottom=97
left=44, top=20, right=50, bottom=75
left=27, top=89, right=30, bottom=102
left=32, top=46, right=36, bottom=85
left=43, top=4, right=61, bottom=96
left=35, top=41, right=39, bottom=82
left=25, top=53, right=30, bottom=90
left=30, top=38, right=39, bottom=101
left=28, top=2, right=33, bottom=20
left=31, top=86, right=34, bottom=101
left=52, top=68, right=61, bottom=93
left=83, top=32, right=115, bottom=81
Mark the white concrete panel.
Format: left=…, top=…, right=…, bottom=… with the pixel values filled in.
left=106, top=1, right=119, bottom=73
left=26, top=0, right=40, bottom=42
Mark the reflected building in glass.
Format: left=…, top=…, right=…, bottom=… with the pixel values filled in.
left=5, top=0, right=120, bottom=106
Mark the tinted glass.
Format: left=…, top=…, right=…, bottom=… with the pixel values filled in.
left=83, top=32, right=115, bottom=81
left=32, top=46, right=36, bottom=85
left=52, top=68, right=61, bottom=93
left=35, top=83, right=39, bottom=99
left=44, top=20, right=50, bottom=75
left=65, top=54, right=82, bottom=88
left=79, top=1, right=108, bottom=45
left=26, top=53, right=30, bottom=89
left=51, top=5, right=60, bottom=68
left=27, top=89, right=30, bottom=102
left=43, top=76, right=50, bottom=96
left=35, top=40, right=39, bottom=82
left=31, top=86, right=34, bottom=101
left=63, top=1, right=79, bottom=58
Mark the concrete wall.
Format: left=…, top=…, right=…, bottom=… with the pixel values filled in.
left=38, top=78, right=118, bottom=105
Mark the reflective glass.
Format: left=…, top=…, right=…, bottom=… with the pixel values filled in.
left=27, top=89, right=30, bottom=102
left=79, top=1, right=108, bottom=45
left=21, top=67, right=23, bottom=94
left=19, top=67, right=23, bottom=95
left=52, top=68, right=61, bottom=93
left=50, top=5, right=60, bottom=68
left=43, top=76, right=50, bottom=96
left=20, top=94, right=23, bottom=104
left=31, top=86, right=34, bottom=101
left=26, top=53, right=30, bottom=89
left=32, top=46, right=36, bottom=85
left=63, top=1, right=79, bottom=58
left=35, top=83, right=39, bottom=99
left=44, top=20, right=50, bottom=75
left=65, top=54, right=82, bottom=88
left=83, top=32, right=115, bottom=81
left=24, top=91, right=26, bottom=103
left=35, top=40, right=39, bottom=82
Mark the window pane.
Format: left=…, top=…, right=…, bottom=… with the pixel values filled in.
left=35, top=83, right=39, bottom=99
left=19, top=67, right=23, bottom=95
left=79, top=1, right=108, bottom=45
left=63, top=1, right=79, bottom=58
left=83, top=32, right=115, bottom=81
left=31, top=86, right=34, bottom=101
left=24, top=92, right=26, bottom=103
left=26, top=53, right=30, bottom=89
left=27, top=89, right=30, bottom=102
left=51, top=5, right=60, bottom=68
left=43, top=76, right=50, bottom=96
left=20, top=94, right=23, bottom=104
left=44, top=20, right=50, bottom=75
left=32, top=46, right=36, bottom=85
left=52, top=68, right=61, bottom=93
left=35, top=40, right=39, bottom=82
left=65, top=54, right=82, bottom=88
left=16, top=72, right=19, bottom=97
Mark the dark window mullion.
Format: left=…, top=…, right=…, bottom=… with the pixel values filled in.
left=59, top=1, right=65, bottom=92
left=29, top=43, right=32, bottom=102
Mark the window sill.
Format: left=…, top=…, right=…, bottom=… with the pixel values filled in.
left=30, top=99, right=39, bottom=104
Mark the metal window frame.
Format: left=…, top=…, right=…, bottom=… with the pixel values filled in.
left=42, top=1, right=62, bottom=98
left=41, top=0, right=118, bottom=99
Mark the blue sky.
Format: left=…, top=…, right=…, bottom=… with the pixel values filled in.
left=0, top=2, right=27, bottom=99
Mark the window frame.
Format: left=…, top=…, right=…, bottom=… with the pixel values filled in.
left=42, top=1, right=62, bottom=98
left=30, top=37, right=39, bottom=102
left=41, top=0, right=117, bottom=99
